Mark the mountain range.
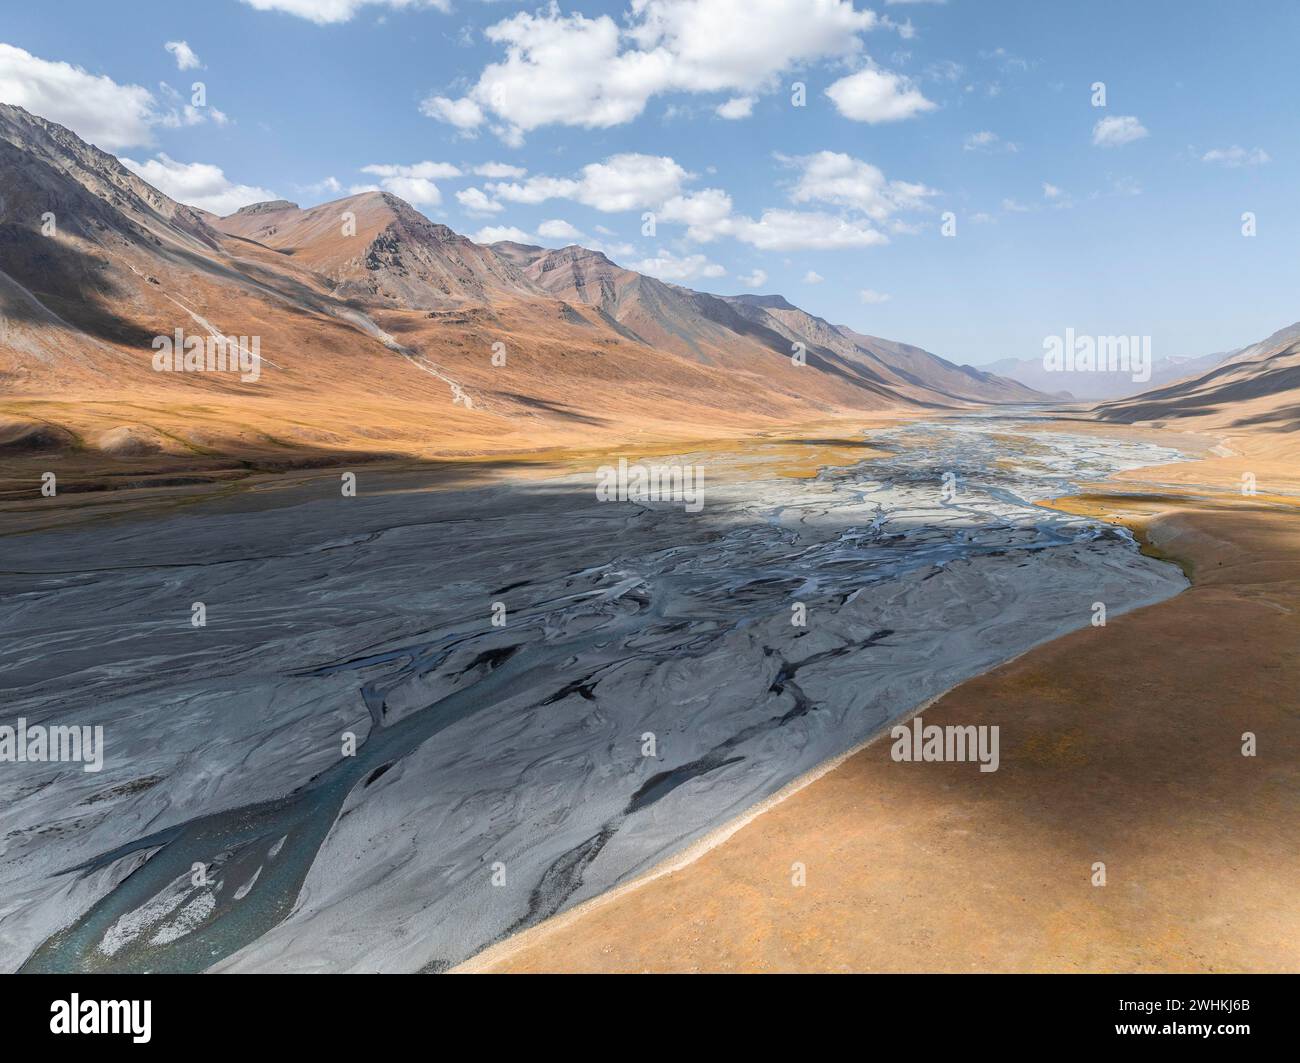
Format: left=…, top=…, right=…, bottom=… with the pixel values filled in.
left=3, top=100, right=1298, bottom=491
left=1095, top=320, right=1300, bottom=432
left=0, top=102, right=1039, bottom=487
left=983, top=349, right=1236, bottom=401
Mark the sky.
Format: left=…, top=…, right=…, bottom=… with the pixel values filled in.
left=1, top=0, right=1297, bottom=366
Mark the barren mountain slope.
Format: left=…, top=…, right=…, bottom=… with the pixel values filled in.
left=1095, top=324, right=1300, bottom=434
left=0, top=103, right=1042, bottom=500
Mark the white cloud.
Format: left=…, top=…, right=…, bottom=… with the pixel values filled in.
left=0, top=45, right=232, bottom=151
left=472, top=161, right=527, bottom=178
left=1001, top=197, right=1032, bottom=213
left=537, top=218, right=583, bottom=241
left=120, top=153, right=276, bottom=215
left=1092, top=115, right=1148, bottom=147
left=1201, top=146, right=1270, bottom=168
left=368, top=177, right=441, bottom=205
left=728, top=210, right=888, bottom=251
left=425, top=0, right=878, bottom=141
left=362, top=161, right=461, bottom=180
left=658, top=187, right=735, bottom=241
left=631, top=249, right=726, bottom=282
left=240, top=0, right=451, bottom=25
left=627, top=0, right=875, bottom=91
left=653, top=155, right=920, bottom=252
left=456, top=187, right=503, bottom=214
left=469, top=148, right=915, bottom=257
left=738, top=268, right=767, bottom=288
left=164, top=41, right=203, bottom=71
left=473, top=224, right=532, bottom=244
left=715, top=95, right=755, bottom=120
left=153, top=86, right=229, bottom=131
left=787, top=151, right=937, bottom=221
left=0, top=43, right=157, bottom=150
left=360, top=161, right=461, bottom=205
left=486, top=175, right=581, bottom=205
left=420, top=95, right=485, bottom=130
left=826, top=67, right=936, bottom=123
left=659, top=190, right=888, bottom=250
left=963, top=130, right=1017, bottom=152
left=1043, top=182, right=1062, bottom=199
left=859, top=288, right=891, bottom=304
left=299, top=175, right=343, bottom=199
left=487, top=153, right=687, bottom=212
left=803, top=270, right=824, bottom=284
left=588, top=238, right=636, bottom=259
left=578, top=153, right=688, bottom=210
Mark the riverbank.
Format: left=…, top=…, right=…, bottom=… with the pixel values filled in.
left=4, top=415, right=1194, bottom=972
left=461, top=423, right=1300, bottom=973
left=0, top=412, right=909, bottom=536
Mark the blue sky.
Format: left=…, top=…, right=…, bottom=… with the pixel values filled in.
left=2, top=0, right=1297, bottom=365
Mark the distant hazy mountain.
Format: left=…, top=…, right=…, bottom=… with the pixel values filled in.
left=1095, top=321, right=1300, bottom=432
left=982, top=349, right=1234, bottom=401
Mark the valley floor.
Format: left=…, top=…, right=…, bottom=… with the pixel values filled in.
left=3, top=412, right=1295, bottom=973
left=463, top=423, right=1300, bottom=973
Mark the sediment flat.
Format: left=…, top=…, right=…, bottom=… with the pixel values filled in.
left=464, top=427, right=1300, bottom=973
left=1, top=413, right=1195, bottom=972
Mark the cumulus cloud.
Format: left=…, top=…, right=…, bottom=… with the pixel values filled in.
left=155, top=82, right=230, bottom=130
left=659, top=190, right=888, bottom=250
left=658, top=187, right=735, bottom=240
left=631, top=249, right=726, bottom=282
left=120, top=154, right=277, bottom=215
left=0, top=43, right=157, bottom=150
left=825, top=66, right=936, bottom=123
left=240, top=0, right=451, bottom=24
left=537, top=218, right=584, bottom=241
left=164, top=41, right=203, bottom=71
left=360, top=161, right=461, bottom=205
left=1092, top=115, right=1148, bottom=147
left=420, top=95, right=485, bottom=131
left=0, top=44, right=234, bottom=151
left=587, top=237, right=636, bottom=259
left=726, top=209, right=889, bottom=251
left=470, top=147, right=925, bottom=256
left=803, top=270, right=824, bottom=284
left=487, top=153, right=688, bottom=211
left=1201, top=146, right=1269, bottom=167
left=577, top=153, right=688, bottom=210
left=653, top=151, right=933, bottom=251
left=715, top=95, right=756, bottom=120
left=473, top=224, right=532, bottom=244
left=737, top=268, right=767, bottom=288
left=786, top=151, right=937, bottom=221
left=456, top=187, right=503, bottom=214
left=423, top=0, right=880, bottom=142
left=859, top=288, right=891, bottom=304
left=472, top=161, right=527, bottom=179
